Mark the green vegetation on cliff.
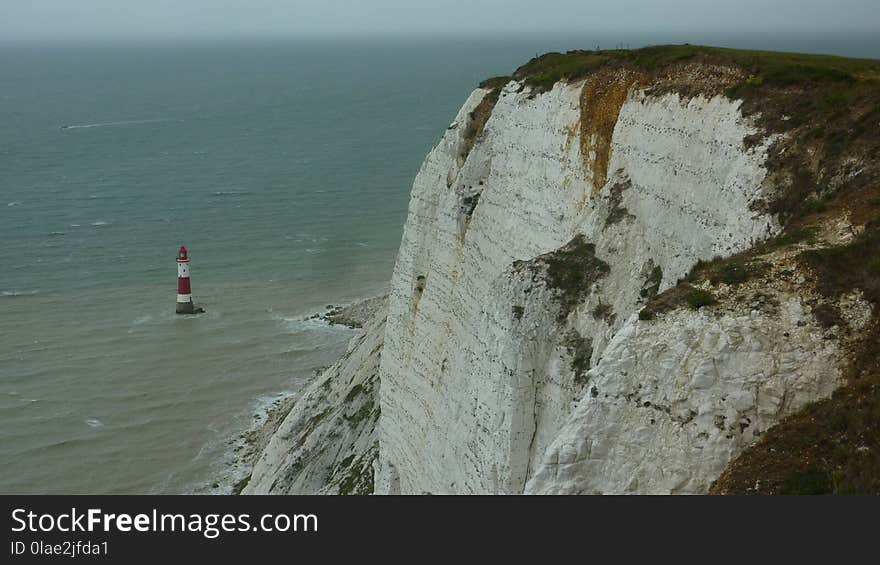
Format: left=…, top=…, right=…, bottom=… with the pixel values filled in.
left=539, top=235, right=611, bottom=321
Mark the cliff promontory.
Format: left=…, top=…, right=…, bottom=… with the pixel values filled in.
left=246, top=45, right=880, bottom=495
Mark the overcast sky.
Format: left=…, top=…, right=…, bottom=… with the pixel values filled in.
left=2, top=0, right=878, bottom=41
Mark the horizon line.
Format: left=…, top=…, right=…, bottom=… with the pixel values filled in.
left=2, top=26, right=879, bottom=43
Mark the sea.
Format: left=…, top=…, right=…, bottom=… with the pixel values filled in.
left=1, top=32, right=878, bottom=494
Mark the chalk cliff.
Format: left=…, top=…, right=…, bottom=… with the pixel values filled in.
left=247, top=46, right=880, bottom=495
left=244, top=307, right=383, bottom=494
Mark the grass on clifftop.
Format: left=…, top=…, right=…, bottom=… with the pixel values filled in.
left=505, top=44, right=880, bottom=94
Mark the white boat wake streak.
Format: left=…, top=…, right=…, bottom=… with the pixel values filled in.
left=60, top=118, right=178, bottom=130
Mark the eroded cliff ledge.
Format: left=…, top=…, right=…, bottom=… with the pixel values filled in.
left=247, top=45, right=880, bottom=495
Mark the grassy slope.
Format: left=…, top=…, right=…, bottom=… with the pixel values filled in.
left=477, top=45, right=880, bottom=494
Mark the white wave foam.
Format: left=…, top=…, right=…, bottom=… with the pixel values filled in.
left=2, top=290, right=39, bottom=297
left=131, top=314, right=153, bottom=326
left=7, top=202, right=20, bottom=207
left=90, top=221, right=109, bottom=227
left=85, top=419, right=104, bottom=428
left=250, top=391, right=296, bottom=429
left=212, top=190, right=251, bottom=196
left=60, top=118, right=176, bottom=130
left=273, top=314, right=358, bottom=338
left=188, top=389, right=298, bottom=495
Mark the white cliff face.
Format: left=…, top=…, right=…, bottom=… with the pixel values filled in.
left=244, top=310, right=384, bottom=495
left=376, top=76, right=797, bottom=495
left=250, top=70, right=849, bottom=495
left=525, top=300, right=842, bottom=494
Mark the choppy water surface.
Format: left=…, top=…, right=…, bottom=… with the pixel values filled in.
left=1, top=33, right=877, bottom=493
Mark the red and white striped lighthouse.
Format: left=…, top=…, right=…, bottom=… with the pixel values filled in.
left=176, top=246, right=197, bottom=314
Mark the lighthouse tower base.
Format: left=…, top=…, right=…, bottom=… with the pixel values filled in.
left=176, top=300, right=205, bottom=315
left=176, top=302, right=195, bottom=315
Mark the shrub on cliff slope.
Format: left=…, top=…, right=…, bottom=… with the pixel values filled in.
left=685, top=289, right=716, bottom=310
left=538, top=235, right=611, bottom=321
left=562, top=329, right=593, bottom=386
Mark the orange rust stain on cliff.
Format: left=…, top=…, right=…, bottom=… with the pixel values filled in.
left=580, top=69, right=641, bottom=194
